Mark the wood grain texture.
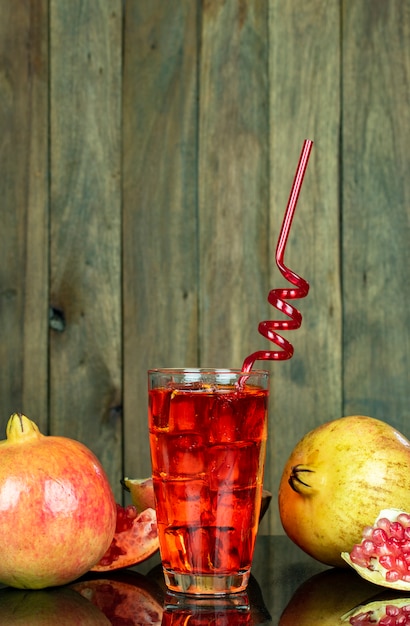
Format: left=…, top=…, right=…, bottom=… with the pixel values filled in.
left=268, top=0, right=342, bottom=533
left=49, top=0, right=123, bottom=497
left=199, top=0, right=270, bottom=369
left=0, top=1, right=49, bottom=433
left=0, top=0, right=408, bottom=521
left=122, top=1, right=199, bottom=478
left=342, top=0, right=410, bottom=431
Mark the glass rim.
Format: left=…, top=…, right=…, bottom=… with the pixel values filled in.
left=148, top=367, right=269, bottom=376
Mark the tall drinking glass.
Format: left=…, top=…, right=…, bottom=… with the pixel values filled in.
left=148, top=368, right=269, bottom=595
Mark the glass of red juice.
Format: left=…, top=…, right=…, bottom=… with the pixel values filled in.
left=148, top=368, right=269, bottom=595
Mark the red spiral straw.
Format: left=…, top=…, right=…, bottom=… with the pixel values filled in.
left=241, top=139, right=313, bottom=373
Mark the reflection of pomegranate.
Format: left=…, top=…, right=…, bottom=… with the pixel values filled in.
left=279, top=568, right=379, bottom=625
left=279, top=416, right=410, bottom=567
left=72, top=572, right=164, bottom=625
left=0, top=586, right=111, bottom=625
left=342, top=596, right=410, bottom=624
left=0, top=413, right=117, bottom=589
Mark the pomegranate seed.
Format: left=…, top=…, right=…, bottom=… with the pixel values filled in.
left=377, top=543, right=394, bottom=557
left=386, top=569, right=401, bottom=582
left=387, top=606, right=401, bottom=615
left=386, top=538, right=404, bottom=556
left=397, top=513, right=410, bottom=527
left=379, top=554, right=396, bottom=570
left=115, top=503, right=137, bottom=533
left=362, top=525, right=374, bottom=539
left=396, top=556, right=408, bottom=573
left=125, top=504, right=138, bottom=521
left=350, top=545, right=370, bottom=567
left=377, top=517, right=393, bottom=532
left=362, top=539, right=376, bottom=556
left=372, top=528, right=388, bottom=545
left=390, top=522, right=405, bottom=541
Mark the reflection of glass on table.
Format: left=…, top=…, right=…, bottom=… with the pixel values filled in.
left=161, top=591, right=251, bottom=625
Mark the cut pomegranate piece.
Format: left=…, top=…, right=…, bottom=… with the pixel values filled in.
left=91, top=504, right=159, bottom=572
left=342, top=509, right=410, bottom=590
left=121, top=477, right=156, bottom=513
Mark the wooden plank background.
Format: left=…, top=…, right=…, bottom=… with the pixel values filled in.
left=49, top=0, right=123, bottom=498
left=0, top=0, right=408, bottom=532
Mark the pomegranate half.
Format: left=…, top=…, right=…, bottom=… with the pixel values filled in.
left=342, top=509, right=410, bottom=590
left=278, top=416, right=410, bottom=567
left=0, top=413, right=117, bottom=589
left=91, top=503, right=159, bottom=571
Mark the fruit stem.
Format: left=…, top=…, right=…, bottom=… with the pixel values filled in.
left=2, top=413, right=43, bottom=445
left=288, top=464, right=315, bottom=494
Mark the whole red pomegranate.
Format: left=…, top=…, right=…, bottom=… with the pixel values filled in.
left=279, top=415, right=410, bottom=567
left=0, top=413, right=117, bottom=589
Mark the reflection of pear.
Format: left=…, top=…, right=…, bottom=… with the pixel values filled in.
left=279, top=568, right=380, bottom=625
left=72, top=571, right=163, bottom=625
left=0, top=586, right=110, bottom=625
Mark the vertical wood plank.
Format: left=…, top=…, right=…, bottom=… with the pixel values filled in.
left=122, top=1, right=199, bottom=478
left=269, top=0, right=342, bottom=532
left=199, top=0, right=270, bottom=370
left=342, top=0, right=410, bottom=431
left=0, top=2, right=49, bottom=433
left=49, top=0, right=123, bottom=497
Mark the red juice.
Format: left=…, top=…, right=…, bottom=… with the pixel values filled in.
left=148, top=370, right=268, bottom=595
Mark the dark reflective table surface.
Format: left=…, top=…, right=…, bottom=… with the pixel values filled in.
left=112, top=535, right=330, bottom=623
left=0, top=535, right=407, bottom=624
